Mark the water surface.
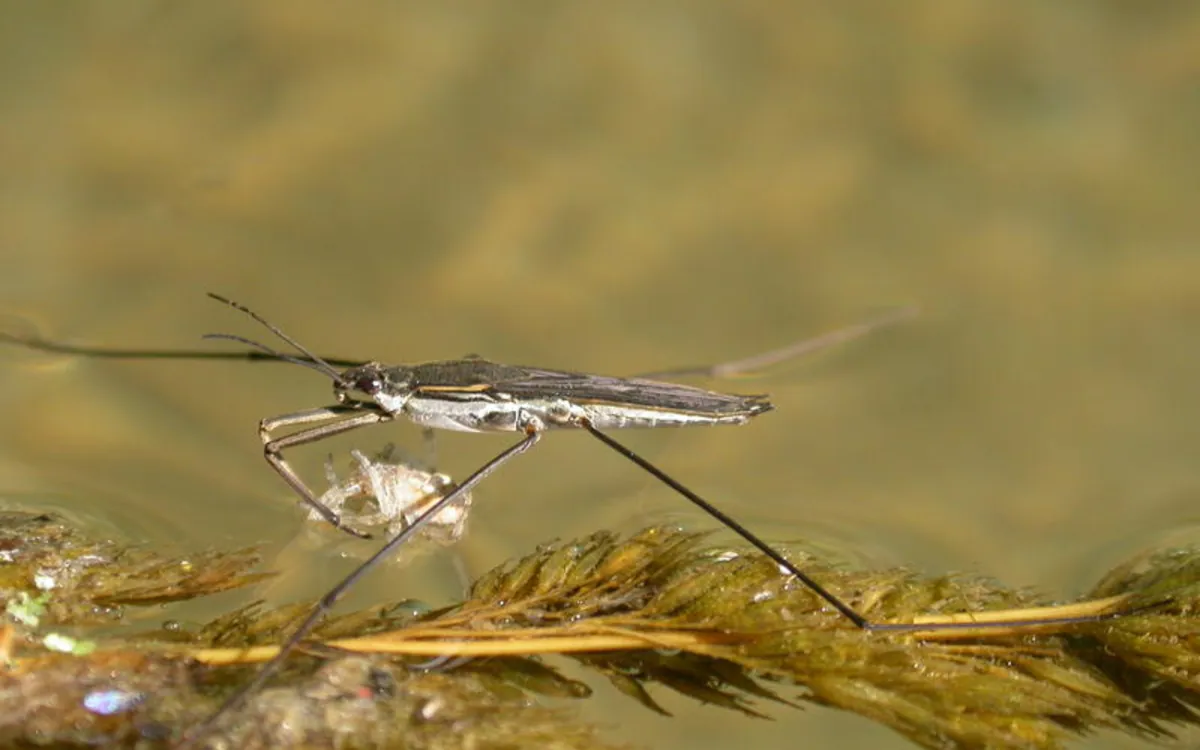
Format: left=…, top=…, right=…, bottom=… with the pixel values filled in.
left=1, top=5, right=1199, bottom=749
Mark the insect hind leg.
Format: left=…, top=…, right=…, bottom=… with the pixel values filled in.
left=577, top=418, right=871, bottom=628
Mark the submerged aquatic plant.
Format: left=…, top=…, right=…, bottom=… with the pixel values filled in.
left=2, top=510, right=1200, bottom=749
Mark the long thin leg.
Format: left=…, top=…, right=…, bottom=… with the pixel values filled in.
left=178, top=429, right=542, bottom=748
left=579, top=420, right=1118, bottom=633
left=4, top=308, right=911, bottom=379
left=259, top=405, right=390, bottom=539
left=579, top=420, right=867, bottom=628
left=0, top=330, right=366, bottom=368
left=632, top=306, right=918, bottom=380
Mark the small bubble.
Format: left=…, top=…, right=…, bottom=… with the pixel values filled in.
left=83, top=689, right=144, bottom=715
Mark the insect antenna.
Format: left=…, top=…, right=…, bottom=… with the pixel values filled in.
left=201, top=333, right=344, bottom=380
left=205, top=293, right=347, bottom=382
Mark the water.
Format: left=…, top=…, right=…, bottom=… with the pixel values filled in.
left=2, top=4, right=1200, bottom=749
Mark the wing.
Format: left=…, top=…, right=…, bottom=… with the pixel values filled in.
left=407, top=359, right=770, bottom=416
left=493, top=365, right=772, bottom=416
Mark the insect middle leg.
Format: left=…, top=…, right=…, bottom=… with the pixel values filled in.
left=260, top=404, right=391, bottom=539
left=178, top=427, right=543, bottom=749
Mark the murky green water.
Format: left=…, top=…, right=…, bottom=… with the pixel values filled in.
left=2, top=4, right=1199, bottom=748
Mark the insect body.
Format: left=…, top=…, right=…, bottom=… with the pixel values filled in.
left=249, top=349, right=779, bottom=547
left=340, top=358, right=772, bottom=434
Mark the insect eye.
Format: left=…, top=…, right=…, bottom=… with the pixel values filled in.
left=355, top=374, right=384, bottom=395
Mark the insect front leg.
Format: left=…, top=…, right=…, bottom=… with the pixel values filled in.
left=260, top=404, right=391, bottom=539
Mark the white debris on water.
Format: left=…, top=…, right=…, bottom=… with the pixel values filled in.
left=310, top=444, right=471, bottom=543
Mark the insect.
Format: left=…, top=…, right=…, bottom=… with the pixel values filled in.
left=0, top=297, right=1121, bottom=746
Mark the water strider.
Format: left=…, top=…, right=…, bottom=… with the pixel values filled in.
left=1, top=297, right=1125, bottom=746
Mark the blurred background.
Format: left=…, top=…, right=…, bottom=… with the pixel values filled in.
left=1, top=4, right=1198, bottom=748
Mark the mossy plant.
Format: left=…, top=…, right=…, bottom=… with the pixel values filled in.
left=3, top=510, right=1199, bottom=749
